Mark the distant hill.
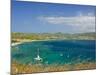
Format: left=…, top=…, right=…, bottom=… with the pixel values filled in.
left=11, top=32, right=96, bottom=42
left=70, top=32, right=96, bottom=40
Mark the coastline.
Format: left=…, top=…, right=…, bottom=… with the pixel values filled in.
left=11, top=39, right=54, bottom=46
left=11, top=40, right=35, bottom=46
left=11, top=39, right=95, bottom=46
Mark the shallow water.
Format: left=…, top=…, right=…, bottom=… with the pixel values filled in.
left=11, top=40, right=96, bottom=65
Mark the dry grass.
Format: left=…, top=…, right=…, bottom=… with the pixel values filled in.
left=11, top=61, right=96, bottom=75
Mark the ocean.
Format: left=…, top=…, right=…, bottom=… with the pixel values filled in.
left=11, top=40, right=96, bottom=65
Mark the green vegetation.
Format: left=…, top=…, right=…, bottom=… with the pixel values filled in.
left=11, top=32, right=95, bottom=43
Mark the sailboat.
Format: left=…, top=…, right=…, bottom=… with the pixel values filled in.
left=34, top=48, right=42, bottom=61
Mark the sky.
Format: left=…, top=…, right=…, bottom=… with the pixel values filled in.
left=11, top=0, right=96, bottom=33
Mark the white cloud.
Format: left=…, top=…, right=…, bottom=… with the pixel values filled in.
left=38, top=12, right=95, bottom=32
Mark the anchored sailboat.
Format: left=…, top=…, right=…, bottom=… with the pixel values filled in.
left=34, top=48, right=42, bottom=61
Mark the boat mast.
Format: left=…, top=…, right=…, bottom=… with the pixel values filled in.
left=34, top=48, right=42, bottom=61
left=37, top=48, right=39, bottom=57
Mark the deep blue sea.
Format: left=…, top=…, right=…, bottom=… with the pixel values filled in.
left=11, top=40, right=96, bottom=65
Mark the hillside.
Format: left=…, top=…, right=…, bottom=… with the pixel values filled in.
left=11, top=32, right=96, bottom=43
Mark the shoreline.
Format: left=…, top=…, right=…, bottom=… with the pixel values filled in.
left=11, top=39, right=54, bottom=46
left=11, top=39, right=96, bottom=46
left=11, top=40, right=35, bottom=46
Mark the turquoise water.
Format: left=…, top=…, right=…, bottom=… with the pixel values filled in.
left=11, top=40, right=96, bottom=65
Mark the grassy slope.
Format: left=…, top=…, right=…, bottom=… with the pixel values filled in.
left=11, top=61, right=96, bottom=74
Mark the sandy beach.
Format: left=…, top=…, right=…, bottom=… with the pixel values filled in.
left=11, top=40, right=34, bottom=46
left=11, top=39, right=54, bottom=46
